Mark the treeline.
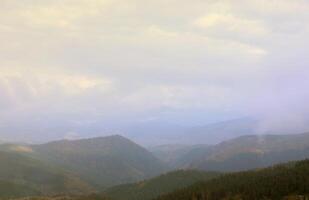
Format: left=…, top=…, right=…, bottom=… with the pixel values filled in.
left=155, top=160, right=309, bottom=200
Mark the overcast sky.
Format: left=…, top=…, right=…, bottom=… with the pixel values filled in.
left=1, top=0, right=309, bottom=142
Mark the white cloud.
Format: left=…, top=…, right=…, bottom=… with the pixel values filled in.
left=0, top=0, right=308, bottom=139
left=195, top=13, right=268, bottom=38
left=121, top=84, right=235, bottom=112
left=0, top=67, right=113, bottom=115
left=5, top=0, right=110, bottom=29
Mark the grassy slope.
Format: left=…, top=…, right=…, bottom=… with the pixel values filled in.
left=8, top=194, right=111, bottom=200
left=0, top=180, right=40, bottom=199
left=194, top=147, right=309, bottom=172
left=0, top=151, right=93, bottom=198
left=104, top=170, right=220, bottom=200
left=174, top=133, right=309, bottom=171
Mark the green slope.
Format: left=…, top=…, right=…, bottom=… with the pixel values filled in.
left=31, top=135, right=168, bottom=189
left=0, top=151, right=93, bottom=198
left=174, top=132, right=309, bottom=171
left=104, top=170, right=220, bottom=200
left=194, top=147, right=309, bottom=172
left=156, top=159, right=309, bottom=200
left=9, top=194, right=110, bottom=200
left=0, top=180, right=39, bottom=199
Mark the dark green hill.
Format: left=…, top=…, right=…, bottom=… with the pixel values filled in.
left=31, top=135, right=168, bottom=189
left=0, top=151, right=93, bottom=199
left=155, top=159, right=309, bottom=200
left=104, top=170, right=220, bottom=200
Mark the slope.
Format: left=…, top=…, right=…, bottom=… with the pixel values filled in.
left=104, top=170, right=220, bottom=200
left=156, top=159, right=309, bottom=200
left=31, top=135, right=168, bottom=188
left=0, top=151, right=93, bottom=198
left=189, top=132, right=309, bottom=171
left=168, top=132, right=309, bottom=171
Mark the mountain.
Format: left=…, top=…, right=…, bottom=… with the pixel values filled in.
left=104, top=170, right=220, bottom=200
left=172, top=145, right=213, bottom=168
left=180, top=118, right=260, bottom=145
left=149, top=144, right=210, bottom=168
left=155, top=159, right=309, bottom=200
left=120, top=118, right=260, bottom=146
left=121, top=121, right=187, bottom=146
left=30, top=135, right=168, bottom=189
left=0, top=151, right=93, bottom=199
left=181, top=132, right=309, bottom=171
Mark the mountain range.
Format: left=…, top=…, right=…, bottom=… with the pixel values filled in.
left=1, top=131, right=309, bottom=199
left=0, top=117, right=287, bottom=147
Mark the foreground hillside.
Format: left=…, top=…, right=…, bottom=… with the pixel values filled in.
left=104, top=170, right=220, bottom=200
left=7, top=194, right=109, bottom=200
left=155, top=159, right=309, bottom=200
left=0, top=180, right=38, bottom=199
left=12, top=159, right=309, bottom=200
left=0, top=151, right=93, bottom=199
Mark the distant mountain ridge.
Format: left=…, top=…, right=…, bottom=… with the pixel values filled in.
left=176, top=132, right=309, bottom=171
left=180, top=118, right=261, bottom=144
left=150, top=132, right=309, bottom=172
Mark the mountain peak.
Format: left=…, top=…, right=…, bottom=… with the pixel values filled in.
left=31, top=134, right=168, bottom=188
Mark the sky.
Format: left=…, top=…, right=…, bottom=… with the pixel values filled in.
left=0, top=0, right=309, bottom=143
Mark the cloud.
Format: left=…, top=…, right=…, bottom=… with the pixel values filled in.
left=0, top=0, right=309, bottom=142
left=0, top=67, right=113, bottom=117
left=3, top=0, right=110, bottom=28
left=195, top=13, right=268, bottom=38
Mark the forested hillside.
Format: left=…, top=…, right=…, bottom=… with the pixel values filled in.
left=156, top=159, right=309, bottom=200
